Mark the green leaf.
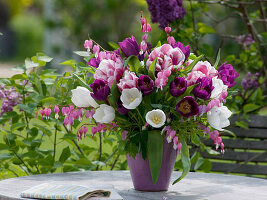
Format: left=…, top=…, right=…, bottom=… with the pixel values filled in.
left=223, top=129, right=236, bottom=138
left=214, top=49, right=221, bottom=69
left=18, top=103, right=36, bottom=114
left=0, top=153, right=13, bottom=161
left=148, top=58, right=157, bottom=80
left=59, top=147, right=71, bottom=163
left=60, top=133, right=79, bottom=140
left=199, top=159, right=212, bottom=172
left=108, top=42, right=119, bottom=50
left=75, top=158, right=92, bottom=166
left=74, top=51, right=91, bottom=57
left=0, top=144, right=9, bottom=151
left=125, top=55, right=141, bottom=72
left=25, top=58, right=39, bottom=69
left=72, top=73, right=91, bottom=90
left=141, top=130, right=148, bottom=160
left=33, top=124, right=52, bottom=136
left=205, top=147, right=220, bottom=155
left=36, top=53, right=53, bottom=62
left=243, top=104, right=261, bottom=113
left=60, top=60, right=76, bottom=68
left=190, top=151, right=200, bottom=164
left=185, top=55, right=204, bottom=73
left=173, top=138, right=191, bottom=184
left=235, top=121, right=249, bottom=130
left=108, top=80, right=120, bottom=108
left=156, top=41, right=161, bottom=48
left=40, top=97, right=55, bottom=104
left=10, top=74, right=27, bottom=80
left=147, top=130, right=163, bottom=184
left=11, top=123, right=26, bottom=131
left=197, top=23, right=216, bottom=34
left=194, top=157, right=204, bottom=170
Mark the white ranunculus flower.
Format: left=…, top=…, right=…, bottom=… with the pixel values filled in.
left=207, top=105, right=232, bottom=131
left=210, top=77, right=228, bottom=99
left=120, top=88, right=142, bottom=109
left=145, top=109, right=166, bottom=128
left=71, top=86, right=99, bottom=108
left=93, top=104, right=115, bottom=123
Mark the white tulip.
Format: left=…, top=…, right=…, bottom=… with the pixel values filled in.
left=120, top=88, right=142, bottom=110
left=93, top=104, right=115, bottom=123
left=145, top=109, right=166, bottom=128
left=71, top=86, right=99, bottom=108
left=210, top=77, right=228, bottom=99
left=207, top=105, right=232, bottom=131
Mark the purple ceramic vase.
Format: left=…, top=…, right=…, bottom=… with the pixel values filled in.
left=127, top=139, right=177, bottom=191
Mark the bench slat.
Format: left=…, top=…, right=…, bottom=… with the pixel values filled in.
left=230, top=115, right=267, bottom=128
left=197, top=150, right=267, bottom=162
left=210, top=162, right=267, bottom=175
left=223, top=127, right=267, bottom=139
left=202, top=139, right=267, bottom=150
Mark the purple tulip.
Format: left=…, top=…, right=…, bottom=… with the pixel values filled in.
left=88, top=57, right=100, bottom=68
left=137, top=75, right=154, bottom=95
left=193, top=77, right=214, bottom=100
left=172, top=42, right=190, bottom=62
left=218, top=63, right=239, bottom=88
left=90, top=79, right=110, bottom=101
left=116, top=98, right=129, bottom=115
left=176, top=96, right=199, bottom=118
left=118, top=36, right=140, bottom=58
left=170, top=77, right=187, bottom=97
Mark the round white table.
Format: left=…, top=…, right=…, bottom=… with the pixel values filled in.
left=0, top=170, right=266, bottom=200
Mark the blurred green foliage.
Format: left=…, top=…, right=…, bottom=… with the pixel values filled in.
left=10, top=14, right=44, bottom=59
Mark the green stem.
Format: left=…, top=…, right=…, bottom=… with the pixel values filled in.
left=104, top=148, right=118, bottom=163
left=53, top=125, right=57, bottom=162
left=110, top=154, right=120, bottom=170
left=13, top=151, right=31, bottom=174
left=96, top=133, right=102, bottom=171
left=63, top=124, right=85, bottom=156
left=136, top=108, right=145, bottom=124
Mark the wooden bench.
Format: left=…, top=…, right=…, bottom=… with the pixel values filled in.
left=191, top=115, right=267, bottom=178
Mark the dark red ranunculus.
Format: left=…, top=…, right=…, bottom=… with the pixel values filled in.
left=176, top=96, right=199, bottom=118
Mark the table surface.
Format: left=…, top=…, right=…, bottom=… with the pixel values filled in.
left=0, top=170, right=266, bottom=200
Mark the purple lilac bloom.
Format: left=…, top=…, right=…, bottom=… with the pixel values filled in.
left=193, top=77, right=214, bottom=100
left=241, top=72, right=260, bottom=90
left=217, top=63, right=239, bottom=88
left=176, top=96, right=199, bottom=118
left=137, top=75, right=154, bottom=95
left=118, top=36, right=140, bottom=58
left=236, top=34, right=255, bottom=48
left=170, top=77, right=187, bottom=97
left=146, top=0, right=186, bottom=29
left=116, top=98, right=129, bottom=115
left=90, top=79, right=110, bottom=101
left=172, top=42, right=190, bottom=62
left=0, top=86, right=22, bottom=117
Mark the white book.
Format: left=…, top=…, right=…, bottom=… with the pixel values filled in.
left=20, top=183, right=123, bottom=200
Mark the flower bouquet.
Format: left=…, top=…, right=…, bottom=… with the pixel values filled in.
left=47, top=15, right=238, bottom=191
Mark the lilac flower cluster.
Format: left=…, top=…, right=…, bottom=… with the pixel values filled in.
left=146, top=0, right=186, bottom=29
left=0, top=85, right=22, bottom=117
left=236, top=34, right=255, bottom=48
left=241, top=72, right=260, bottom=90
left=218, top=63, right=239, bottom=88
